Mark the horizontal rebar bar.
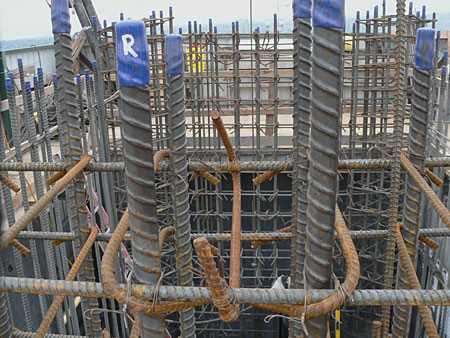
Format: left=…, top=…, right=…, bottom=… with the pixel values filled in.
left=2, top=276, right=450, bottom=307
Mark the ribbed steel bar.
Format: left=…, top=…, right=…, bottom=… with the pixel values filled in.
left=35, top=227, right=98, bottom=338
left=4, top=157, right=450, bottom=173
left=381, top=0, right=407, bottom=333
left=116, top=20, right=164, bottom=337
left=24, top=80, right=65, bottom=332
left=12, top=333, right=85, bottom=338
left=165, top=35, right=196, bottom=338
left=395, top=224, right=439, bottom=337
left=291, top=1, right=312, bottom=304
left=5, top=74, right=48, bottom=323
left=392, top=28, right=434, bottom=338
left=0, top=291, right=12, bottom=338
left=5, top=276, right=450, bottom=307
left=52, top=3, right=101, bottom=333
left=304, top=2, right=344, bottom=336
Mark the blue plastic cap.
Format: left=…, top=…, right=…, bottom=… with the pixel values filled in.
left=442, top=66, right=447, bottom=76
left=33, top=76, right=39, bottom=87
left=388, top=18, right=392, bottom=23
left=160, top=10, right=163, bottom=18
left=169, top=7, right=173, bottom=16
left=232, top=22, right=235, bottom=30
left=17, top=58, right=23, bottom=69
left=374, top=5, right=378, bottom=17
left=8, top=72, right=13, bottom=81
left=89, top=76, right=93, bottom=84
left=84, top=69, right=90, bottom=77
left=293, top=0, right=312, bottom=18
left=165, top=35, right=184, bottom=75
left=356, top=11, right=360, bottom=20
left=273, top=14, right=277, bottom=21
left=51, top=0, right=71, bottom=34
left=422, top=5, right=426, bottom=16
left=214, top=26, right=218, bottom=34
left=352, top=23, right=355, bottom=32
left=366, top=10, right=370, bottom=19
left=209, top=18, right=212, bottom=26
left=120, top=13, right=124, bottom=21
left=383, top=0, right=386, bottom=7
left=152, top=11, right=156, bottom=18
left=437, top=31, right=441, bottom=39
left=92, top=60, right=97, bottom=71
left=179, top=28, right=183, bottom=34
left=112, top=21, right=117, bottom=26
left=236, top=21, right=240, bottom=30
left=37, top=68, right=44, bottom=79
left=194, top=21, right=198, bottom=30
left=53, top=74, right=58, bottom=85
left=5, top=78, right=13, bottom=92
left=25, top=81, right=31, bottom=93
left=445, top=51, right=448, bottom=59
left=256, top=27, right=260, bottom=33
left=409, top=2, right=413, bottom=14
left=76, top=74, right=81, bottom=84
left=104, top=20, right=108, bottom=28
left=92, top=16, right=97, bottom=27
left=115, top=20, right=150, bottom=87
left=414, top=28, right=436, bottom=70
left=313, top=0, right=345, bottom=28
left=416, top=11, right=420, bottom=17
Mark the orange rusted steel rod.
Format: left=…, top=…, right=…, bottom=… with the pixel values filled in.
left=10, top=240, right=30, bottom=256
left=400, top=152, right=450, bottom=229
left=211, top=111, right=236, bottom=162
left=0, top=155, right=92, bottom=250
left=252, top=170, right=281, bottom=186
left=129, top=317, right=140, bottom=338
left=159, top=226, right=175, bottom=253
left=101, top=210, right=207, bottom=315
left=211, top=111, right=241, bottom=289
left=194, top=237, right=239, bottom=322
left=0, top=172, right=20, bottom=193
left=418, top=236, right=440, bottom=250
left=252, top=206, right=359, bottom=319
left=194, top=170, right=220, bottom=186
left=46, top=171, right=66, bottom=186
left=251, top=225, right=293, bottom=248
left=395, top=223, right=439, bottom=338
left=34, top=226, right=98, bottom=338
left=425, top=168, right=443, bottom=187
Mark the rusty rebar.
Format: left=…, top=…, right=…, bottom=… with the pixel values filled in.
left=395, top=223, right=439, bottom=338
left=211, top=111, right=241, bottom=291
left=400, top=152, right=450, bottom=228
left=10, top=240, right=30, bottom=256
left=129, top=317, right=140, bottom=338
left=0, top=156, right=92, bottom=250
left=252, top=170, right=280, bottom=186
left=425, top=168, right=443, bottom=187
left=159, top=227, right=175, bottom=253
left=154, top=149, right=171, bottom=171
left=46, top=172, right=66, bottom=186
left=418, top=236, right=439, bottom=250
left=35, top=226, right=98, bottom=338
left=193, top=237, right=239, bottom=322
left=0, top=173, right=20, bottom=193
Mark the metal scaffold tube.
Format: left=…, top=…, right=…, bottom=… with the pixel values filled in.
left=115, top=20, right=165, bottom=337
left=392, top=28, right=435, bottom=338
left=304, top=1, right=344, bottom=336
left=165, top=34, right=197, bottom=337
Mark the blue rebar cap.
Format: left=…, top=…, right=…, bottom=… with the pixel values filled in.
left=414, top=28, right=435, bottom=70
left=445, top=51, right=448, bottom=60
left=165, top=34, right=184, bottom=75
left=89, top=76, right=93, bottom=84
left=5, top=78, right=13, bottom=92
left=179, top=28, right=183, bottom=34
left=194, top=21, right=198, bottom=31
left=37, top=68, right=43, bottom=80
left=313, top=0, right=345, bottom=28
left=53, top=74, right=58, bottom=85
left=214, top=26, right=218, bottom=34
left=92, top=60, right=97, bottom=71
left=104, top=20, right=108, bottom=28
left=33, top=76, right=39, bottom=87
left=120, top=13, right=124, bottom=21
left=26, top=81, right=31, bottom=93
left=437, top=30, right=441, bottom=39
left=293, top=0, right=312, bottom=19
left=374, top=5, right=378, bottom=17
left=160, top=11, right=164, bottom=18
left=8, top=72, right=13, bottom=81
left=17, top=58, right=23, bottom=69
left=51, top=0, right=71, bottom=34
left=169, top=7, right=173, bottom=16
left=76, top=74, right=82, bottom=84
left=356, top=11, right=360, bottom=20
left=422, top=5, right=426, bottom=17
left=416, top=11, right=420, bottom=18
left=115, top=20, right=150, bottom=87
left=442, top=66, right=447, bottom=76
left=112, top=22, right=117, bottom=26
left=209, top=19, right=213, bottom=26
left=409, top=2, right=413, bottom=14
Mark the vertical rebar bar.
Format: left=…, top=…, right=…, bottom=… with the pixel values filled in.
left=116, top=20, right=165, bottom=338
left=381, top=0, right=408, bottom=334
left=165, top=34, right=196, bottom=338
left=290, top=1, right=312, bottom=336
left=304, top=1, right=344, bottom=336
left=392, top=28, right=435, bottom=338
left=51, top=1, right=101, bottom=335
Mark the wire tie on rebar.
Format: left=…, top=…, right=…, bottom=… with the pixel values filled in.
left=152, top=270, right=165, bottom=312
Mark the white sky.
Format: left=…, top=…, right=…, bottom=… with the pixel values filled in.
left=1, top=0, right=450, bottom=40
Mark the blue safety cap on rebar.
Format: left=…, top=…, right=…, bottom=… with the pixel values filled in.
left=17, top=58, right=23, bottom=68
left=104, top=20, right=108, bottom=28
left=214, top=26, right=218, bottom=34
left=76, top=74, right=82, bottom=84
left=445, top=51, right=448, bottom=60
left=209, top=19, right=212, bottom=26
left=313, top=0, right=345, bottom=28
left=169, top=7, right=173, bottom=16
left=422, top=5, right=426, bottom=17
left=92, top=60, right=97, bottom=71
left=356, top=11, right=360, bottom=20
left=53, top=74, right=58, bottom=85
left=37, top=68, right=44, bottom=80
left=414, top=28, right=435, bottom=70
left=160, top=11, right=163, bottom=18
left=293, top=0, right=312, bottom=18
left=33, top=76, right=39, bottom=87
left=51, top=0, right=71, bottom=34
left=25, top=81, right=31, bottom=93
left=416, top=11, right=420, bottom=17
left=120, top=13, right=124, bottom=21
left=179, top=28, right=183, bottom=34
left=437, top=31, right=441, bottom=39
left=409, top=2, right=413, bottom=14
left=374, top=5, right=378, bottom=17
left=115, top=20, right=150, bottom=87
left=442, top=66, right=447, bottom=76
left=165, top=34, right=184, bottom=75
left=89, top=76, right=93, bottom=84
left=112, top=22, right=117, bottom=26
left=8, top=73, right=14, bottom=81
left=5, top=78, right=13, bottom=92
left=366, top=10, right=370, bottom=19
